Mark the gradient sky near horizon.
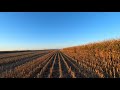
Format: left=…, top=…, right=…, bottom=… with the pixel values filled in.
left=0, top=12, right=120, bottom=51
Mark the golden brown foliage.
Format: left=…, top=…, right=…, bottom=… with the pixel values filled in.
left=61, top=39, right=120, bottom=78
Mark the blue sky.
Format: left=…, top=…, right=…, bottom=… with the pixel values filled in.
left=0, top=12, right=120, bottom=51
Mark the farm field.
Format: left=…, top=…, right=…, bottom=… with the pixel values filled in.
left=0, top=50, right=85, bottom=78
left=0, top=39, right=120, bottom=78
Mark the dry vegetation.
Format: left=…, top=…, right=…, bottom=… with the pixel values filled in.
left=61, top=39, right=120, bottom=78
left=0, top=50, right=82, bottom=78
left=1, top=39, right=120, bottom=78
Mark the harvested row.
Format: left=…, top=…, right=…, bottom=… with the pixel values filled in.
left=60, top=52, right=80, bottom=78
left=36, top=52, right=57, bottom=78
left=36, top=51, right=73, bottom=78
left=58, top=53, right=63, bottom=78
left=48, top=53, right=57, bottom=78
left=50, top=53, right=60, bottom=78
left=0, top=50, right=91, bottom=78
left=0, top=50, right=51, bottom=59
left=30, top=52, right=57, bottom=78
left=0, top=52, right=50, bottom=73
left=0, top=51, right=34, bottom=59
left=0, top=51, right=51, bottom=65
left=0, top=50, right=56, bottom=78
left=61, top=52, right=90, bottom=78
left=59, top=52, right=73, bottom=78
left=61, top=50, right=110, bottom=78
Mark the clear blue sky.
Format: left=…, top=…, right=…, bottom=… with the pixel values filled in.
left=0, top=12, right=120, bottom=51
